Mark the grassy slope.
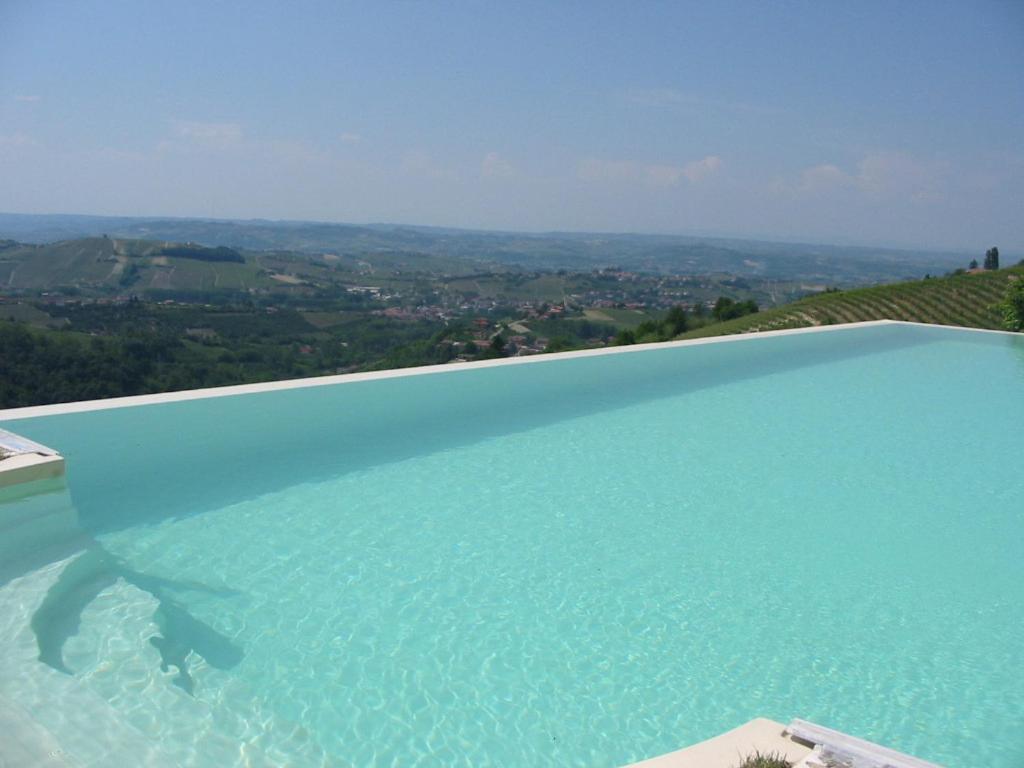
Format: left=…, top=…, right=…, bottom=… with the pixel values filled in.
left=0, top=302, right=68, bottom=328
left=582, top=308, right=662, bottom=329
left=679, top=265, right=1024, bottom=339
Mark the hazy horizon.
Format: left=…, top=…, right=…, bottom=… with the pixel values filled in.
left=0, top=208, right=990, bottom=256
left=2, top=1, right=1022, bottom=252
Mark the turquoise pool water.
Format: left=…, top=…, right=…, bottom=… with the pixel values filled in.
left=1, top=323, right=1022, bottom=767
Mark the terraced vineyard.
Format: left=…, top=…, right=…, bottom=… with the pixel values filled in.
left=679, top=265, right=1024, bottom=339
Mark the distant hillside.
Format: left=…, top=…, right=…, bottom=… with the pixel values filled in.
left=0, top=235, right=497, bottom=297
left=679, top=265, right=1024, bottom=338
left=0, top=237, right=266, bottom=294
left=0, top=212, right=974, bottom=286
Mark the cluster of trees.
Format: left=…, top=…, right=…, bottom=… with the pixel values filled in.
left=0, top=316, right=433, bottom=409
left=984, top=247, right=1000, bottom=271
left=969, top=247, right=1000, bottom=272
left=0, top=322, right=188, bottom=407
left=524, top=316, right=616, bottom=348
left=711, top=296, right=759, bottom=321
left=611, top=298, right=760, bottom=346
left=613, top=305, right=689, bottom=345
left=0, top=303, right=455, bottom=408
left=159, top=245, right=244, bottom=263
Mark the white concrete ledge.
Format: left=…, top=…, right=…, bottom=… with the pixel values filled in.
left=623, top=718, right=811, bottom=768
left=0, top=320, right=897, bottom=420
left=0, top=453, right=65, bottom=489
left=5, top=318, right=1012, bottom=424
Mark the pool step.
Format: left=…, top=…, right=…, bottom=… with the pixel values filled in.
left=787, top=719, right=943, bottom=768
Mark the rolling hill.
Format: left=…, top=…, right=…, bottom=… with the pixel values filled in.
left=0, top=235, right=499, bottom=297
left=0, top=212, right=975, bottom=286
left=0, top=237, right=269, bottom=294
left=679, top=265, right=1024, bottom=339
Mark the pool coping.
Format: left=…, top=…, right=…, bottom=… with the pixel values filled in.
left=623, top=717, right=943, bottom=768
left=0, top=453, right=65, bottom=489
left=0, top=428, right=65, bottom=488
left=0, top=319, right=1017, bottom=422
left=622, top=718, right=810, bottom=767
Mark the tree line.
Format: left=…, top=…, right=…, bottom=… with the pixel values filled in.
left=613, top=297, right=759, bottom=345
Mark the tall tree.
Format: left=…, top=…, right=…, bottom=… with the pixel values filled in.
left=665, top=305, right=689, bottom=336
left=984, top=247, right=1000, bottom=270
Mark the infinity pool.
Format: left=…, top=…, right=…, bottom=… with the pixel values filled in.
left=1, top=322, right=1022, bottom=767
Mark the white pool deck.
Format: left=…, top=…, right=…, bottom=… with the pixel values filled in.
left=624, top=718, right=811, bottom=766
left=1, top=319, right=1005, bottom=766
left=621, top=716, right=944, bottom=768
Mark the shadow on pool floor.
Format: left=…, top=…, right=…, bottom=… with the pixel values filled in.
left=30, top=545, right=243, bottom=695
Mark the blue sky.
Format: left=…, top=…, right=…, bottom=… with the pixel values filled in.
left=1, top=0, right=1021, bottom=250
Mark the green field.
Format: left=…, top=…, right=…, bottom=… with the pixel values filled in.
left=581, top=308, right=663, bottom=329
left=445, top=273, right=568, bottom=302
left=0, top=302, right=67, bottom=328
left=678, top=266, right=1023, bottom=339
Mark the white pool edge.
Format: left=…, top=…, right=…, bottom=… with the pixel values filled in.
left=621, top=718, right=810, bottom=767
left=0, top=319, right=1018, bottom=422
left=622, top=716, right=944, bottom=768
left=0, top=454, right=65, bottom=488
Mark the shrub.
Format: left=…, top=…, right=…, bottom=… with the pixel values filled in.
left=612, top=328, right=636, bottom=345
left=734, top=751, right=791, bottom=768
left=996, top=278, right=1024, bottom=332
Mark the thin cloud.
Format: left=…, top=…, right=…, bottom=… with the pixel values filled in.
left=579, top=155, right=721, bottom=188
left=623, top=88, right=781, bottom=118
left=577, top=158, right=636, bottom=184
left=799, top=163, right=855, bottom=191
left=796, top=152, right=944, bottom=202
left=0, top=133, right=38, bottom=149
left=0, top=133, right=39, bottom=162
left=481, top=151, right=514, bottom=178
left=339, top=132, right=363, bottom=144
left=623, top=87, right=690, bottom=108
left=15, top=95, right=41, bottom=103
left=682, top=155, right=722, bottom=183
left=173, top=120, right=244, bottom=143
left=402, top=151, right=459, bottom=181
left=644, top=164, right=685, bottom=187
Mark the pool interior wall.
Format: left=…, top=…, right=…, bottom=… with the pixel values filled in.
left=1, top=322, right=1022, bottom=767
